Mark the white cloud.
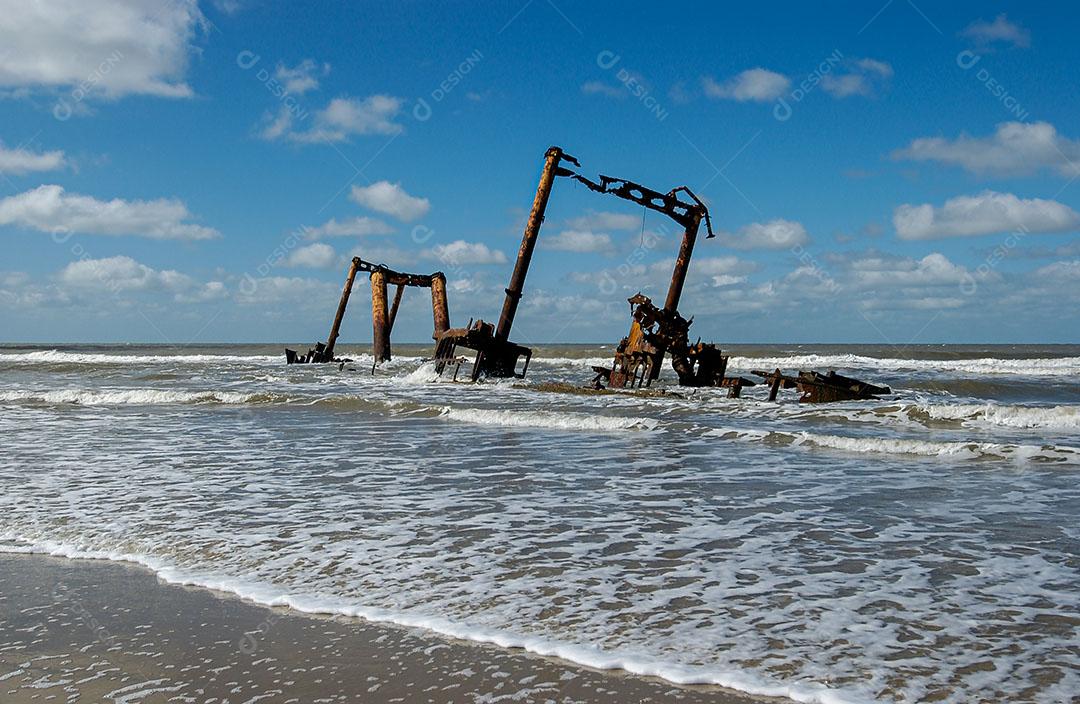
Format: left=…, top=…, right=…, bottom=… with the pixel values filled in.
left=349, top=181, right=429, bottom=222
left=849, top=252, right=973, bottom=287
left=59, top=256, right=225, bottom=302
left=581, top=80, right=624, bottom=98
left=821, top=58, right=893, bottom=98
left=962, top=14, right=1030, bottom=48
left=545, top=230, right=614, bottom=254
left=0, top=143, right=66, bottom=174
left=893, top=122, right=1080, bottom=177
left=0, top=0, right=204, bottom=99
left=302, top=216, right=395, bottom=239
left=235, top=275, right=338, bottom=305
left=274, top=59, right=327, bottom=95
left=276, top=95, right=404, bottom=143
left=893, top=191, right=1080, bottom=240
left=423, top=240, right=507, bottom=265
left=565, top=210, right=640, bottom=231
left=0, top=185, right=219, bottom=240
left=715, top=219, right=809, bottom=250
left=702, top=69, right=789, bottom=102
left=286, top=243, right=337, bottom=268
left=856, top=58, right=894, bottom=78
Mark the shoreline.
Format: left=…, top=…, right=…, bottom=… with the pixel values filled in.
left=0, top=551, right=790, bottom=704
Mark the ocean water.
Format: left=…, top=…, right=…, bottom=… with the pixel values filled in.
left=1, top=342, right=1078, bottom=703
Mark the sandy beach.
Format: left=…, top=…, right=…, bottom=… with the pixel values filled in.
left=0, top=552, right=776, bottom=703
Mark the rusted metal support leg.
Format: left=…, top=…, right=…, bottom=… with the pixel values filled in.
left=324, top=257, right=360, bottom=360
left=371, top=270, right=391, bottom=363
left=387, top=283, right=405, bottom=336
left=495, top=146, right=564, bottom=343
left=664, top=211, right=703, bottom=315
left=768, top=368, right=782, bottom=402
left=430, top=272, right=450, bottom=339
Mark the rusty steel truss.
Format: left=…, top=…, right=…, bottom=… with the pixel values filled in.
left=286, top=257, right=449, bottom=365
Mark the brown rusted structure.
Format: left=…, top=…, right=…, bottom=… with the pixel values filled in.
left=752, top=369, right=891, bottom=403
left=286, top=257, right=450, bottom=365
left=284, top=146, right=891, bottom=403
left=434, top=146, right=578, bottom=380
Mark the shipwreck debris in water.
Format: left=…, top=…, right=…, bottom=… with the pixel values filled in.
left=285, top=144, right=890, bottom=403
left=752, top=369, right=891, bottom=403
left=286, top=256, right=449, bottom=366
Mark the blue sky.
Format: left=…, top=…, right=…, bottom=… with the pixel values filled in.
left=1, top=1, right=1078, bottom=345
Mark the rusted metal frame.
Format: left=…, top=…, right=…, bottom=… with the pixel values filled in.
left=494, top=147, right=577, bottom=344
left=387, top=283, right=405, bottom=334
left=323, top=257, right=362, bottom=361
left=371, top=270, right=391, bottom=363
left=430, top=273, right=450, bottom=338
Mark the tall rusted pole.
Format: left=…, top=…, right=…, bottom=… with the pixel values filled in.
left=663, top=210, right=703, bottom=314
left=494, top=146, right=564, bottom=343
left=371, top=270, right=391, bottom=362
left=325, top=257, right=360, bottom=359
left=430, top=272, right=450, bottom=338
left=387, top=283, right=405, bottom=334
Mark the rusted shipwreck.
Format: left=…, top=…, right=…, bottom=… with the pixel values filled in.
left=286, top=146, right=889, bottom=403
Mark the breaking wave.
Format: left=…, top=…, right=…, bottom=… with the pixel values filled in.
left=708, top=427, right=1080, bottom=463
left=725, top=354, right=1080, bottom=377
left=913, top=402, right=1080, bottom=430
left=441, top=406, right=660, bottom=432
left=0, top=389, right=280, bottom=406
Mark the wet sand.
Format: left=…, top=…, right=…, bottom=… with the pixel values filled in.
left=0, top=553, right=780, bottom=703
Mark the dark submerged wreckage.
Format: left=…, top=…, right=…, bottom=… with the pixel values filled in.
left=287, top=145, right=890, bottom=403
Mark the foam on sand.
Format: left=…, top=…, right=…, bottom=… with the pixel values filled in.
left=0, top=537, right=865, bottom=704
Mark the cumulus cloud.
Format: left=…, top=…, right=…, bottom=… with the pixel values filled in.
left=0, top=185, right=219, bottom=240
left=349, top=181, right=429, bottom=222
left=893, top=191, right=1080, bottom=240
left=271, top=95, right=404, bottom=143
left=423, top=240, right=507, bottom=265
left=714, top=219, right=809, bottom=250
left=235, top=275, right=338, bottom=305
left=581, top=80, right=624, bottom=99
left=0, top=0, right=204, bottom=99
left=301, top=216, right=395, bottom=239
left=565, top=210, right=640, bottom=231
left=893, top=121, right=1080, bottom=177
left=848, top=252, right=973, bottom=287
left=821, top=58, right=893, bottom=98
left=962, top=14, right=1030, bottom=48
left=285, top=243, right=337, bottom=268
left=545, top=230, right=614, bottom=254
left=702, top=69, right=790, bottom=102
left=0, top=143, right=67, bottom=174
left=274, top=59, right=328, bottom=95
left=59, top=256, right=225, bottom=302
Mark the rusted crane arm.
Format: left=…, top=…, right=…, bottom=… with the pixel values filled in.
left=568, top=173, right=714, bottom=237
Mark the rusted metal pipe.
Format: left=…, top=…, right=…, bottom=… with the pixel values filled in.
left=387, top=283, right=405, bottom=334
left=495, top=146, right=564, bottom=343
left=663, top=210, right=703, bottom=314
left=430, top=272, right=450, bottom=338
left=324, top=257, right=361, bottom=359
left=371, top=270, right=391, bottom=363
